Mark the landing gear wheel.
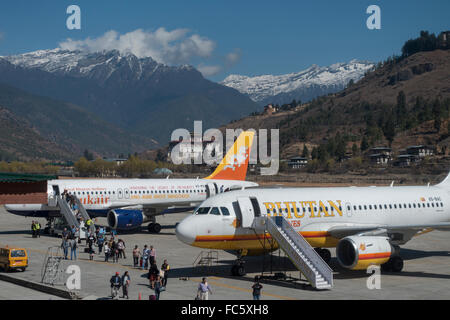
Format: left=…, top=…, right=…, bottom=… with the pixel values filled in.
left=148, top=223, right=161, bottom=233
left=390, top=256, right=404, bottom=272
left=231, top=265, right=246, bottom=276
left=152, top=223, right=161, bottom=233
left=231, top=265, right=237, bottom=276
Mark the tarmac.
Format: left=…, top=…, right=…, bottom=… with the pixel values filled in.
left=0, top=205, right=449, bottom=300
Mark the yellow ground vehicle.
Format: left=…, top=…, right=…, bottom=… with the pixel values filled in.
left=0, top=247, right=28, bottom=272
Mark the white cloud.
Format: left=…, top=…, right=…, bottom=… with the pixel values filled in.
left=225, top=49, right=242, bottom=66
left=197, top=64, right=222, bottom=77
left=197, top=49, right=243, bottom=77
left=59, top=28, right=216, bottom=66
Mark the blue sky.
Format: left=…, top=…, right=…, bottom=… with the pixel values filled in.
left=0, top=0, right=448, bottom=81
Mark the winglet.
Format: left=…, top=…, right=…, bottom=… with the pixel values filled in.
left=205, top=131, right=255, bottom=181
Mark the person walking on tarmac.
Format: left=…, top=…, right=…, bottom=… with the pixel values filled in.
left=97, top=233, right=105, bottom=254
left=70, top=237, right=77, bottom=260
left=110, top=272, right=122, bottom=299
left=142, top=245, right=150, bottom=270
left=132, top=245, right=140, bottom=268
left=197, top=277, right=213, bottom=300
left=161, top=260, right=170, bottom=287
left=252, top=277, right=263, bottom=300
left=121, top=271, right=131, bottom=299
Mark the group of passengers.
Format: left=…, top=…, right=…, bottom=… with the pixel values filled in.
left=104, top=237, right=127, bottom=263
left=62, top=189, right=81, bottom=220
left=60, top=226, right=80, bottom=260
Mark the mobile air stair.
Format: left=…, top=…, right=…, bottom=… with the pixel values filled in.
left=264, top=216, right=333, bottom=290
left=57, top=196, right=80, bottom=229
left=55, top=195, right=95, bottom=234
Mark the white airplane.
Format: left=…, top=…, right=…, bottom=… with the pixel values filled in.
left=5, top=131, right=258, bottom=233
left=176, top=173, right=450, bottom=275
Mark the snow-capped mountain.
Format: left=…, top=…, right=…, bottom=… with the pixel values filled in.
left=222, top=60, right=374, bottom=105
left=0, top=48, right=258, bottom=143
left=1, top=48, right=194, bottom=84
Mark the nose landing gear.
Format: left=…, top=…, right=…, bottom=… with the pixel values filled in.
left=231, top=250, right=247, bottom=276
left=231, top=260, right=246, bottom=276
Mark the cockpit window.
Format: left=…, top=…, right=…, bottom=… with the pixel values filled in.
left=220, top=207, right=230, bottom=216
left=196, top=207, right=211, bottom=215
left=210, top=207, right=221, bottom=215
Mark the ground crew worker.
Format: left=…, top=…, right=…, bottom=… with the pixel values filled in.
left=35, top=221, right=41, bottom=238
left=86, top=218, right=93, bottom=230
left=31, top=221, right=36, bottom=238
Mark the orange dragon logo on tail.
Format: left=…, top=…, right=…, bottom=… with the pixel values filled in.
left=205, top=131, right=254, bottom=181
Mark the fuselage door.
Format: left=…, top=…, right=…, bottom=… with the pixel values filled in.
left=345, top=202, right=352, bottom=217
left=117, top=188, right=123, bottom=199
left=237, top=197, right=255, bottom=228
left=49, top=184, right=59, bottom=206
left=206, top=183, right=217, bottom=198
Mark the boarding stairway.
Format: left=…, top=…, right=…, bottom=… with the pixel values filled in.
left=264, top=216, right=333, bottom=290
left=57, top=196, right=80, bottom=229
left=56, top=195, right=95, bottom=233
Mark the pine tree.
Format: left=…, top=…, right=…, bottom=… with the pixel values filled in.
left=360, top=136, right=369, bottom=152
left=302, top=145, right=309, bottom=158
left=352, top=143, right=358, bottom=155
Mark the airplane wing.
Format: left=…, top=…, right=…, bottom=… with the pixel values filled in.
left=327, top=222, right=450, bottom=238
left=142, top=201, right=200, bottom=217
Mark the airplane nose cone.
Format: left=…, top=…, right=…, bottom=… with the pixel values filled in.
left=176, top=218, right=196, bottom=245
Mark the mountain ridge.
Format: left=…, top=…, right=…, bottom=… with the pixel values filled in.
left=222, top=60, right=374, bottom=106
left=0, top=49, right=259, bottom=143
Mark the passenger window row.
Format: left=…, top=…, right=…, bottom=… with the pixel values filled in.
left=349, top=202, right=444, bottom=211
left=264, top=202, right=444, bottom=215
left=266, top=205, right=342, bottom=215
left=69, top=189, right=205, bottom=196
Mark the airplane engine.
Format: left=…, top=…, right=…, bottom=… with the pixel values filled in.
left=336, top=236, right=393, bottom=270
left=107, top=209, right=144, bottom=231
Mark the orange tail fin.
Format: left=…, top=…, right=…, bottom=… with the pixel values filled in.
left=205, top=131, right=255, bottom=181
